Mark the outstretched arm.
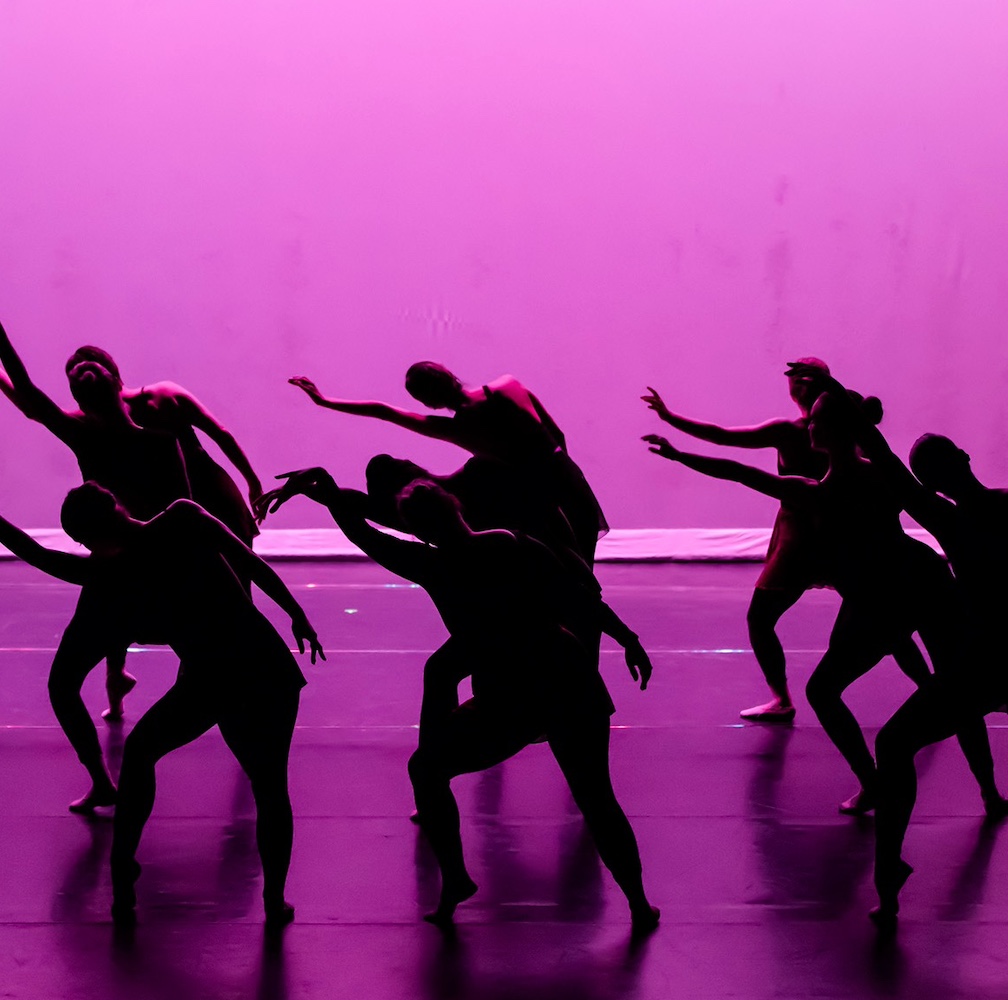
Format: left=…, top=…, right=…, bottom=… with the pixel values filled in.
left=288, top=376, right=456, bottom=442
left=0, top=513, right=93, bottom=585
left=258, top=468, right=436, bottom=584
left=643, top=434, right=817, bottom=507
left=642, top=387, right=792, bottom=449
left=0, top=320, right=79, bottom=444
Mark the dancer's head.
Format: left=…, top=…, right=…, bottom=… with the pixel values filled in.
left=786, top=357, right=829, bottom=413
left=845, top=390, right=884, bottom=427
left=808, top=392, right=857, bottom=455
left=65, top=346, right=123, bottom=388
left=396, top=479, right=466, bottom=545
left=60, top=482, right=129, bottom=550
left=366, top=454, right=431, bottom=525
left=405, top=362, right=464, bottom=410
left=909, top=434, right=973, bottom=498
left=66, top=359, right=123, bottom=416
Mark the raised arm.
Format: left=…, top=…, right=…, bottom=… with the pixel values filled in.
left=0, top=513, right=93, bottom=586
left=288, top=376, right=456, bottom=442
left=643, top=434, right=817, bottom=507
left=0, top=320, right=80, bottom=443
left=642, top=387, right=793, bottom=450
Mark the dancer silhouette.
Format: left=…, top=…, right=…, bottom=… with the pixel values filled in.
left=643, top=365, right=929, bottom=721
left=644, top=390, right=1003, bottom=818
left=260, top=468, right=659, bottom=933
left=286, top=363, right=606, bottom=560
left=783, top=370, right=1008, bottom=925
left=0, top=321, right=190, bottom=808
left=0, top=484, right=322, bottom=927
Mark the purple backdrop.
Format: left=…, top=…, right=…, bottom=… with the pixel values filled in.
left=2, top=2, right=1007, bottom=530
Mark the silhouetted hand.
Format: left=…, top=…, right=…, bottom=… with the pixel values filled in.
left=291, top=609, right=326, bottom=664
left=289, top=376, right=324, bottom=404
left=642, top=434, right=680, bottom=461
left=624, top=637, right=652, bottom=691
left=257, top=468, right=339, bottom=518
left=249, top=487, right=266, bottom=525
left=641, top=386, right=671, bottom=420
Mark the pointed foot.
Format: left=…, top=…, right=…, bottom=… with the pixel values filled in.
left=630, top=904, right=661, bottom=939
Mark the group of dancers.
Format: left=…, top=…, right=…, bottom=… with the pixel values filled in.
left=0, top=320, right=1002, bottom=935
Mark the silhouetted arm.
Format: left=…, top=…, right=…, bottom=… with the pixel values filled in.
left=155, top=383, right=263, bottom=507
left=642, top=387, right=792, bottom=449
left=288, top=376, right=456, bottom=441
left=643, top=434, right=817, bottom=507
left=167, top=501, right=324, bottom=662
left=257, top=468, right=435, bottom=583
left=0, top=514, right=93, bottom=585
left=0, top=320, right=80, bottom=445
left=528, top=392, right=567, bottom=452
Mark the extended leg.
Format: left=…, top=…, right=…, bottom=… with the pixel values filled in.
left=48, top=597, right=120, bottom=811
left=408, top=700, right=531, bottom=924
left=548, top=713, right=659, bottom=933
left=111, top=681, right=215, bottom=921
left=219, top=685, right=300, bottom=927
left=805, top=605, right=889, bottom=810
left=873, top=680, right=971, bottom=926
left=743, top=587, right=805, bottom=721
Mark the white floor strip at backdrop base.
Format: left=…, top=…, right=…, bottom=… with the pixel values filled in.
left=0, top=527, right=943, bottom=563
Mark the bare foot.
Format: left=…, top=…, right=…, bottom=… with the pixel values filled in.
left=104, top=670, right=137, bottom=722
left=983, top=793, right=1008, bottom=820
left=739, top=700, right=795, bottom=723
left=111, top=858, right=142, bottom=923
left=424, top=875, right=478, bottom=926
left=870, top=858, right=913, bottom=930
left=630, top=903, right=661, bottom=937
left=69, top=782, right=117, bottom=813
left=265, top=900, right=295, bottom=931
left=839, top=788, right=875, bottom=815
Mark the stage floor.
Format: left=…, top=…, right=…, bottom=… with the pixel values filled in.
left=1, top=560, right=1006, bottom=1000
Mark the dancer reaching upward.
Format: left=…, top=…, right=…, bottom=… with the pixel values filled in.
left=260, top=468, right=659, bottom=933
left=0, top=485, right=322, bottom=928
left=2, top=337, right=264, bottom=716
left=643, top=390, right=1004, bottom=819
left=0, top=320, right=190, bottom=807
left=287, top=362, right=606, bottom=560
left=643, top=365, right=929, bottom=722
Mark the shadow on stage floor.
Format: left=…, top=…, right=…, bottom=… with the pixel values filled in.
left=0, top=561, right=1005, bottom=999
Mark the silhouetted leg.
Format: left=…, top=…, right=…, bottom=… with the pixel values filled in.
left=111, top=681, right=216, bottom=921
left=873, top=680, right=971, bottom=925
left=889, top=635, right=931, bottom=688
left=805, top=604, right=889, bottom=810
left=102, top=645, right=136, bottom=723
left=418, top=639, right=467, bottom=750
left=917, top=618, right=1006, bottom=812
left=743, top=587, right=805, bottom=719
left=48, top=597, right=119, bottom=811
left=407, top=699, right=532, bottom=924
left=548, top=712, right=659, bottom=932
left=218, top=685, right=300, bottom=926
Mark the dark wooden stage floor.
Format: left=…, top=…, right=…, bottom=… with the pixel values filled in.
left=1, top=560, right=1006, bottom=999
